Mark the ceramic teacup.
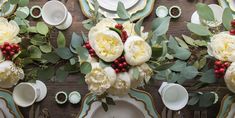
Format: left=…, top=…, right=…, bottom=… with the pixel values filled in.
left=158, top=82, right=188, bottom=111
left=42, top=0, right=72, bottom=30
left=13, top=80, right=47, bottom=107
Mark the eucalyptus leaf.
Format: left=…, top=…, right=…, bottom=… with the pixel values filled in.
left=71, top=32, right=83, bottom=48
left=55, top=48, right=73, bottom=60
left=198, top=56, right=207, bottom=70
left=200, top=69, right=216, bottom=83
left=173, top=47, right=191, bottom=60
left=36, top=22, right=49, bottom=36
left=134, top=18, right=144, bottom=36
left=175, top=37, right=189, bottom=49
left=117, top=2, right=130, bottom=19
left=155, top=62, right=175, bottom=71
left=18, top=0, right=29, bottom=7
left=154, top=69, right=171, bottom=80
left=102, top=102, right=108, bottom=112
left=222, top=8, right=233, bottom=31
left=15, top=10, right=28, bottom=19
left=81, top=31, right=88, bottom=42
left=82, top=19, right=94, bottom=30
left=57, top=31, right=66, bottom=48
left=181, top=66, right=199, bottom=79
left=56, top=69, right=69, bottom=82
left=80, top=62, right=92, bottom=74
left=168, top=36, right=179, bottom=50
left=152, top=17, right=171, bottom=36
left=132, top=67, right=139, bottom=79
left=106, top=97, right=115, bottom=105
left=42, top=52, right=60, bottom=64
left=28, top=45, right=42, bottom=59
left=39, top=44, right=52, bottom=53
left=194, top=40, right=207, bottom=47
left=182, top=35, right=197, bottom=47
left=187, top=23, right=212, bottom=36
left=199, top=92, right=215, bottom=107
left=188, top=95, right=200, bottom=105
left=76, top=46, right=89, bottom=60
left=196, top=3, right=214, bottom=21
left=170, top=60, right=187, bottom=72
left=1, top=2, right=10, bottom=13
left=27, top=27, right=37, bottom=33
left=38, top=67, right=55, bottom=80
left=70, top=58, right=76, bottom=65
left=151, top=47, right=163, bottom=58
left=9, top=0, right=19, bottom=4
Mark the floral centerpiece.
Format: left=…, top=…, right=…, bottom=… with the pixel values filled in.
left=83, top=18, right=152, bottom=96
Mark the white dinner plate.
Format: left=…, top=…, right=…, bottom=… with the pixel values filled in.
left=97, top=0, right=139, bottom=11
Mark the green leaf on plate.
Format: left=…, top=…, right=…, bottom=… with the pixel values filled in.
left=170, top=60, right=187, bottom=72
left=28, top=45, right=42, bottom=59
left=134, top=17, right=144, bottom=36
left=80, top=62, right=92, bottom=74
left=57, top=31, right=66, bottom=48
left=56, top=69, right=69, bottom=82
left=181, top=66, right=199, bottom=79
left=200, top=69, right=216, bottom=83
left=36, top=22, right=49, bottom=36
left=182, top=35, right=197, bottom=47
left=222, top=8, right=233, bottom=31
left=187, top=23, right=212, bottom=36
left=55, top=47, right=73, bottom=60
left=76, top=46, right=89, bottom=60
left=117, top=1, right=130, bottom=20
left=196, top=3, right=214, bottom=21
left=152, top=17, right=171, bottom=36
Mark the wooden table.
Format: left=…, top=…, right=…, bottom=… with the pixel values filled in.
left=20, top=0, right=231, bottom=118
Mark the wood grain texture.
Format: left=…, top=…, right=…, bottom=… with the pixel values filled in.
left=19, top=0, right=230, bottom=118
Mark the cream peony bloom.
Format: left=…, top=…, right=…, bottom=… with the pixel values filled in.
left=108, top=72, right=131, bottom=96
left=122, top=21, right=148, bottom=40
left=0, top=17, right=20, bottom=45
left=124, top=36, right=152, bottom=66
left=85, top=62, right=116, bottom=95
left=225, top=62, right=235, bottom=93
left=129, top=63, right=153, bottom=88
left=0, top=61, right=24, bottom=88
left=207, top=32, right=235, bottom=62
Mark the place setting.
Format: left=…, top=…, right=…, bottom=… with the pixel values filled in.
left=1, top=0, right=235, bottom=118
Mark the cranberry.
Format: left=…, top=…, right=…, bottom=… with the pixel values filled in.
left=115, top=24, right=123, bottom=30
left=5, top=46, right=11, bottom=50
left=115, top=68, right=120, bottom=73
left=219, top=68, right=225, bottom=73
left=10, top=51, right=15, bottom=56
left=118, top=64, right=123, bottom=68
left=85, top=43, right=91, bottom=49
left=230, top=29, right=235, bottom=35
left=114, top=60, right=119, bottom=64
left=121, top=68, right=126, bottom=72
left=3, top=42, right=9, bottom=46
left=231, top=20, right=235, bottom=27
left=215, top=60, right=222, bottom=66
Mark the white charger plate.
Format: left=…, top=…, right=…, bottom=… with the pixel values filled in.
left=97, top=0, right=139, bottom=11
left=78, top=89, right=160, bottom=118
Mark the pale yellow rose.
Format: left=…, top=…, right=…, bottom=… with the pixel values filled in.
left=129, top=63, right=153, bottom=88
left=122, top=21, right=148, bottom=40
left=85, top=62, right=116, bottom=95
left=124, top=36, right=152, bottom=66
left=225, top=62, right=235, bottom=93
left=0, top=61, right=24, bottom=88
left=108, top=72, right=131, bottom=96
left=0, top=17, right=20, bottom=45
left=207, top=32, right=235, bottom=62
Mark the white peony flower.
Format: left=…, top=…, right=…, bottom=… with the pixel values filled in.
left=89, top=29, right=124, bottom=62
left=225, top=62, right=235, bottom=93
left=124, top=36, right=152, bottom=66
left=0, top=17, right=20, bottom=45
left=129, top=63, right=153, bottom=88
left=122, top=21, right=148, bottom=40
left=108, top=72, right=131, bottom=96
left=0, top=61, right=24, bottom=88
left=207, top=32, right=235, bottom=62
left=85, top=62, right=116, bottom=95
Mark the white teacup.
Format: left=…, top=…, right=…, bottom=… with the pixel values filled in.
left=158, top=82, right=188, bottom=111
left=42, top=0, right=72, bottom=30
left=13, top=80, right=47, bottom=107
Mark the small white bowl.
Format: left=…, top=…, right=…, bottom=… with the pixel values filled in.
left=69, top=91, right=81, bottom=104
left=30, top=5, right=42, bottom=19
left=55, top=91, right=68, bottom=104
left=169, top=6, right=182, bottom=19
left=155, top=6, right=168, bottom=18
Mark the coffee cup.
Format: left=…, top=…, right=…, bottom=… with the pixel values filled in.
left=13, top=80, right=47, bottom=107
left=42, top=0, right=72, bottom=30
left=158, top=82, right=188, bottom=111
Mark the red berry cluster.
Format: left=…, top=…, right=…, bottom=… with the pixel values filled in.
left=111, top=56, right=129, bottom=73
left=214, top=60, right=230, bottom=78
left=0, top=42, right=20, bottom=60
left=83, top=41, right=97, bottom=57
left=230, top=20, right=235, bottom=35
left=115, top=24, right=128, bottom=43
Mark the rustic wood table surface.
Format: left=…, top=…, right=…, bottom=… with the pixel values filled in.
left=19, top=0, right=231, bottom=118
